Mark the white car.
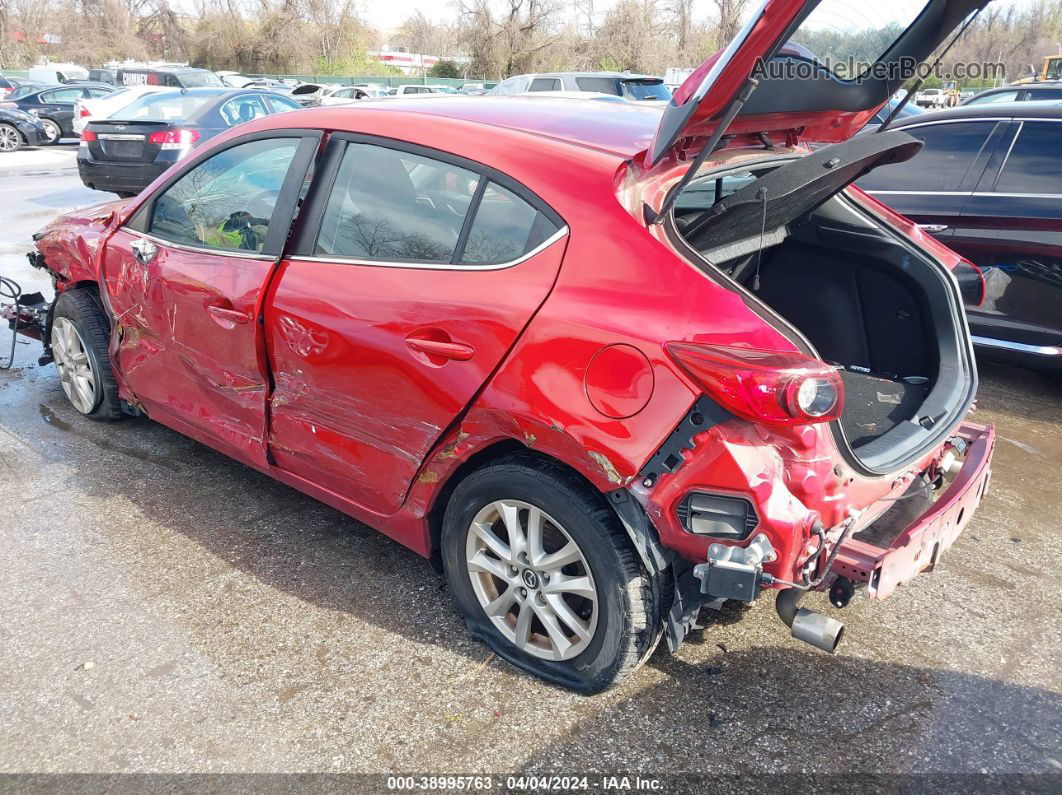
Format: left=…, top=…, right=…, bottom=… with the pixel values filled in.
left=73, top=85, right=168, bottom=134
left=915, top=88, right=948, bottom=109
left=516, top=90, right=629, bottom=104
left=386, top=84, right=459, bottom=97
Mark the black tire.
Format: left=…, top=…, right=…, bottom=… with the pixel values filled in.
left=0, top=123, right=23, bottom=153
left=51, top=289, right=123, bottom=420
left=441, top=452, right=661, bottom=693
left=40, top=118, right=62, bottom=145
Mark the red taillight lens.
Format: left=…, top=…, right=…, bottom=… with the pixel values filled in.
left=666, top=343, right=844, bottom=426
left=147, top=128, right=200, bottom=146
left=954, top=257, right=986, bottom=307
left=78, top=105, right=90, bottom=117
left=80, top=129, right=97, bottom=141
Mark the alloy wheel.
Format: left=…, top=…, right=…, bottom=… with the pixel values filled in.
left=42, top=119, right=60, bottom=144
left=51, top=317, right=98, bottom=414
left=465, top=499, right=599, bottom=661
left=0, top=125, right=20, bottom=152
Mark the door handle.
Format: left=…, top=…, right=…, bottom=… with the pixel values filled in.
left=918, top=224, right=949, bottom=233
left=130, top=237, right=157, bottom=265
left=405, top=336, right=475, bottom=361
left=207, top=305, right=250, bottom=325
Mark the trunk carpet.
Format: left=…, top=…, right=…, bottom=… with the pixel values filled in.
left=839, top=370, right=928, bottom=448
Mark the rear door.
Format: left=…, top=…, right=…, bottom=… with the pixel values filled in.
left=951, top=118, right=1062, bottom=353
left=266, top=136, right=567, bottom=515
left=36, top=87, right=80, bottom=134
left=101, top=131, right=320, bottom=464
left=855, top=119, right=1009, bottom=241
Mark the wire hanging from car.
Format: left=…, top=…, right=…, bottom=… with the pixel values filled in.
left=0, top=274, right=22, bottom=370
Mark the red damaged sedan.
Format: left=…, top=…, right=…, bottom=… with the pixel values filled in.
left=27, top=0, right=995, bottom=691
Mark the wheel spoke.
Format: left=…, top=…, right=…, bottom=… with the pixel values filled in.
left=471, top=521, right=512, bottom=563
left=545, top=594, right=592, bottom=642
left=530, top=599, right=573, bottom=660
left=499, top=501, right=526, bottom=560
left=526, top=506, right=545, bottom=566
left=467, top=549, right=509, bottom=581
left=538, top=542, right=582, bottom=572
left=483, top=587, right=516, bottom=617
left=542, top=574, right=596, bottom=601
left=513, top=602, right=533, bottom=650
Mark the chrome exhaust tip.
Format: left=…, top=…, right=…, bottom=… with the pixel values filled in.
left=789, top=607, right=845, bottom=653
left=775, top=587, right=845, bottom=654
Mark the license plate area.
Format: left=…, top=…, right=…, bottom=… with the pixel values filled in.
left=99, top=133, right=145, bottom=159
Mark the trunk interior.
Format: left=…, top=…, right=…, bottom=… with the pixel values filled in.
left=672, top=151, right=975, bottom=473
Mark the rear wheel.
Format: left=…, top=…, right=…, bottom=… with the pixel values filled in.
left=442, top=453, right=660, bottom=692
left=40, top=118, right=61, bottom=145
left=50, top=289, right=123, bottom=420
left=0, top=124, right=22, bottom=152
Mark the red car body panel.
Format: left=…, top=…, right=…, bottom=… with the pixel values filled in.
left=32, top=91, right=990, bottom=581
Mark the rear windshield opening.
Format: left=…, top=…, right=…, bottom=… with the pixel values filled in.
left=111, top=93, right=213, bottom=122
left=621, top=80, right=671, bottom=101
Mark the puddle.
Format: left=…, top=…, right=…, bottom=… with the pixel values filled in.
left=39, top=403, right=72, bottom=430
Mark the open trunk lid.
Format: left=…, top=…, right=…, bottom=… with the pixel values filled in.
left=681, top=129, right=923, bottom=261
left=648, top=0, right=991, bottom=165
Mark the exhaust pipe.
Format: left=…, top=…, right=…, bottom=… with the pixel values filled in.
left=775, top=588, right=845, bottom=654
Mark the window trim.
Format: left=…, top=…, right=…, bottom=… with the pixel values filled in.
left=125, top=128, right=323, bottom=258
left=290, top=132, right=566, bottom=268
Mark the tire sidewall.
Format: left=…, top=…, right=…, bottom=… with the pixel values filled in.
left=442, top=466, right=639, bottom=692
left=53, top=292, right=107, bottom=416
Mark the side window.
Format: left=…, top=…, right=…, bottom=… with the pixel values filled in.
left=967, top=90, right=1018, bottom=105
left=148, top=138, right=301, bottom=253
left=857, top=122, right=997, bottom=192
left=85, top=87, right=111, bottom=98
left=1028, top=88, right=1062, bottom=101
left=314, top=144, right=480, bottom=262
left=994, top=122, right=1062, bottom=194
left=491, top=77, right=525, bottom=96
left=265, top=94, right=301, bottom=113
left=528, top=78, right=561, bottom=91
left=42, top=88, right=81, bottom=103
left=220, top=95, right=269, bottom=127
left=575, top=77, right=620, bottom=95
left=461, top=183, right=559, bottom=264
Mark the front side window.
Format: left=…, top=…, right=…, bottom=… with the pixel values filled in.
left=994, top=122, right=1062, bottom=195
left=265, top=94, right=301, bottom=113
left=315, top=144, right=480, bottom=262
left=148, top=138, right=300, bottom=253
left=856, top=121, right=997, bottom=192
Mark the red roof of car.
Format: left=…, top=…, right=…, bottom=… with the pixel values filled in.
left=286, top=96, right=665, bottom=159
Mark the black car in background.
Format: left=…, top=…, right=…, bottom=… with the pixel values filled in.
left=964, top=82, right=1062, bottom=106
left=78, top=88, right=302, bottom=196
left=857, top=101, right=1062, bottom=370
left=0, top=106, right=48, bottom=151
left=2, top=83, right=116, bottom=143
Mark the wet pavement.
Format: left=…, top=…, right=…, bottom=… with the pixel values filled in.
left=0, top=148, right=1060, bottom=776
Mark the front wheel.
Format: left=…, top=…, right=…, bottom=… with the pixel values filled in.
left=442, top=453, right=661, bottom=693
left=40, top=118, right=61, bottom=145
left=50, top=289, right=123, bottom=420
left=0, top=123, right=23, bottom=152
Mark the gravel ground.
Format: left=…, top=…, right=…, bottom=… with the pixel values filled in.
left=0, top=147, right=1059, bottom=781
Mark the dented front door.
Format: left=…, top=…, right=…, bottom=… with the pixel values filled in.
left=100, top=133, right=319, bottom=463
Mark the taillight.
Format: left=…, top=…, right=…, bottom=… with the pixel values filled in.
left=954, top=257, right=986, bottom=307
left=148, top=128, right=200, bottom=149
left=80, top=129, right=97, bottom=141
left=78, top=105, right=90, bottom=117
left=665, top=343, right=844, bottom=426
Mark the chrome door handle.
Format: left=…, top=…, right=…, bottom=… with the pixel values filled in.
left=405, top=336, right=475, bottom=361
left=917, top=224, right=949, bottom=233
left=207, top=305, right=250, bottom=325
left=130, top=238, right=158, bottom=265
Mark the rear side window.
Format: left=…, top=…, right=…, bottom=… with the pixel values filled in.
left=529, top=78, right=561, bottom=91
left=148, top=138, right=300, bottom=253
left=461, top=183, right=557, bottom=263
left=994, top=122, right=1062, bottom=194
left=315, top=144, right=481, bottom=262
left=220, top=95, right=269, bottom=126
left=857, top=122, right=996, bottom=192
left=312, top=142, right=562, bottom=266
left=1026, top=88, right=1062, bottom=101
left=41, top=88, right=81, bottom=103
left=575, top=77, right=620, bottom=95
